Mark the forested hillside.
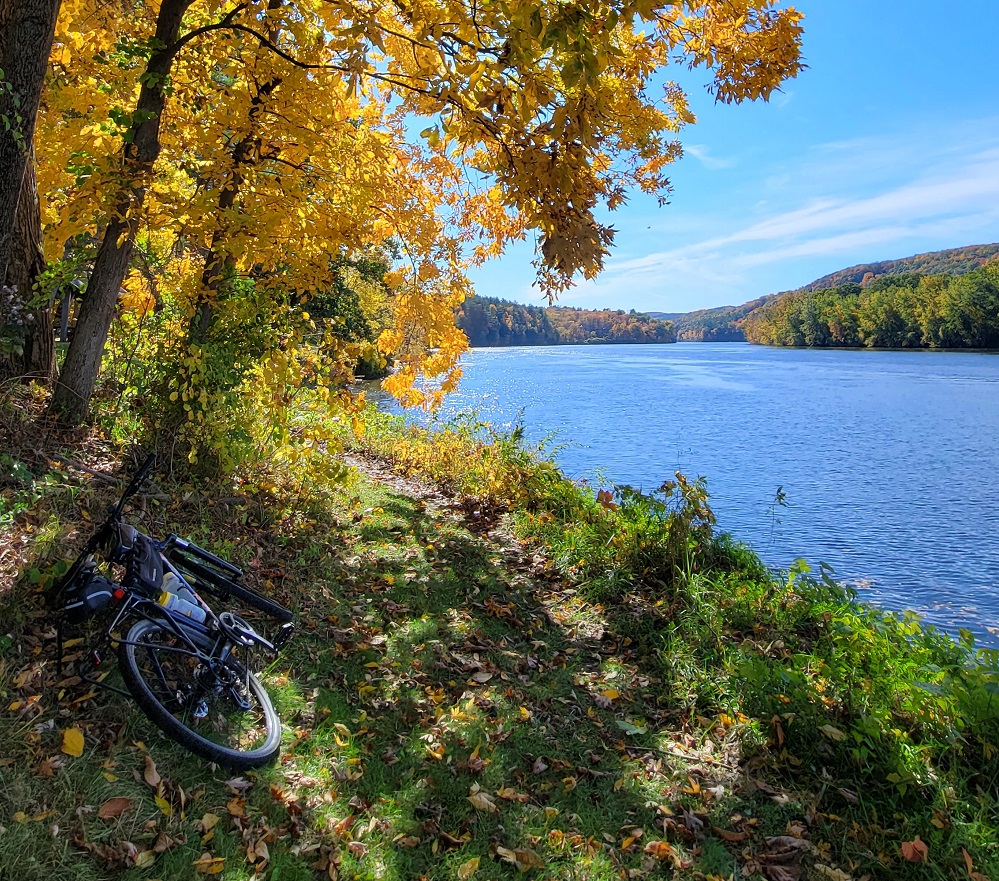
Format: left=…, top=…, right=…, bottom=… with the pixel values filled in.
left=802, top=243, right=999, bottom=291
left=457, top=296, right=676, bottom=346
left=742, top=262, right=999, bottom=348
left=663, top=295, right=777, bottom=341
left=663, top=243, right=999, bottom=345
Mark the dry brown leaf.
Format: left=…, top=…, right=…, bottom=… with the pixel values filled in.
left=814, top=865, right=853, bottom=881
left=496, top=845, right=546, bottom=871
left=467, top=785, right=498, bottom=813
left=143, top=755, right=161, bottom=788
left=470, top=672, right=493, bottom=683
left=962, top=847, right=991, bottom=881
left=759, top=836, right=812, bottom=881
left=38, top=756, right=64, bottom=777
left=97, top=797, right=134, bottom=820
left=153, top=832, right=182, bottom=854
left=713, top=826, right=748, bottom=843
left=900, top=837, right=928, bottom=863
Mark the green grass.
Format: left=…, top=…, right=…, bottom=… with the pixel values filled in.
left=1, top=400, right=997, bottom=880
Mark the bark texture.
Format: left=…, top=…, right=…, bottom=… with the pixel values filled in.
left=0, top=0, right=60, bottom=283
left=0, top=152, right=54, bottom=380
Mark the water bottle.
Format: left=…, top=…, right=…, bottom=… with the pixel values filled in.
left=158, top=589, right=207, bottom=623
left=162, top=571, right=199, bottom=605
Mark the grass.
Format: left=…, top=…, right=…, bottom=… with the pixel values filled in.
left=1, top=392, right=997, bottom=881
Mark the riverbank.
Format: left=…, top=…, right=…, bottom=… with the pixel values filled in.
left=1, top=396, right=997, bottom=880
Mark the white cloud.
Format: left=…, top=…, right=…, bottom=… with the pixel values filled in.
left=683, top=144, right=736, bottom=170
left=583, top=136, right=999, bottom=307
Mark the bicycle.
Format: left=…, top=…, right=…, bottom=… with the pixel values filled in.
left=49, top=454, right=295, bottom=770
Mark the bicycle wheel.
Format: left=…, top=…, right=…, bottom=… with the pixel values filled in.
left=118, top=618, right=281, bottom=769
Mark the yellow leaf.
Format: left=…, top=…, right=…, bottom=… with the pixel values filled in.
left=133, top=850, right=156, bottom=867
left=601, top=688, right=620, bottom=701
left=155, top=794, right=173, bottom=816
left=458, top=857, right=480, bottom=879
left=61, top=727, right=84, bottom=757
left=193, top=853, right=226, bottom=874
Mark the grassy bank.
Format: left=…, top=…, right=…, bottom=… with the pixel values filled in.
left=1, top=395, right=997, bottom=881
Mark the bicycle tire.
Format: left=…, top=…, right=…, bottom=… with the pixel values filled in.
left=118, top=618, right=281, bottom=770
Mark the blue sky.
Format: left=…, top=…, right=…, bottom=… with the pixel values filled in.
left=469, top=0, right=999, bottom=314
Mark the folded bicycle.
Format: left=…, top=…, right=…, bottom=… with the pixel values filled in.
left=50, top=454, right=295, bottom=770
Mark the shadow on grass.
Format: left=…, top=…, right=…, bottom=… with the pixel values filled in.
left=3, top=473, right=723, bottom=881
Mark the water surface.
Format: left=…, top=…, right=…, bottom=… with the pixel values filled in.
left=380, top=343, right=999, bottom=642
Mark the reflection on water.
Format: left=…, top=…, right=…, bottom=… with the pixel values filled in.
left=375, top=343, right=999, bottom=644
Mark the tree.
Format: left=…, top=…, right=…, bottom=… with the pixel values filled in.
left=42, top=0, right=804, bottom=425
left=48, top=0, right=198, bottom=420
left=0, top=0, right=61, bottom=380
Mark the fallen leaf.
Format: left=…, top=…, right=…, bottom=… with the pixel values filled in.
left=153, top=832, right=182, bottom=854
left=458, top=856, right=480, bottom=879
left=467, top=785, right=498, bottom=813
left=758, top=836, right=812, bottom=881
left=199, top=813, right=220, bottom=832
left=814, top=865, right=852, bottom=881
left=395, top=836, right=420, bottom=848
left=532, top=757, right=548, bottom=775
left=98, top=797, right=134, bottom=820
left=154, top=794, right=173, bottom=816
left=496, top=846, right=546, bottom=871
left=644, top=840, right=672, bottom=859
left=133, top=850, right=156, bottom=868
left=470, top=672, right=492, bottom=684
left=226, top=797, right=246, bottom=817
left=143, top=755, right=161, bottom=788
left=193, top=853, right=225, bottom=874
left=900, top=837, right=928, bottom=863
left=38, top=756, right=64, bottom=777
left=961, top=847, right=990, bottom=881
left=61, top=727, right=84, bottom=757
left=819, top=725, right=847, bottom=742
left=713, top=826, right=747, bottom=843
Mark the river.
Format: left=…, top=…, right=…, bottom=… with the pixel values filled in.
left=376, top=343, right=999, bottom=643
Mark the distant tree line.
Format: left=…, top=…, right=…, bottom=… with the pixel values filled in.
left=456, top=296, right=676, bottom=346
left=742, top=263, right=999, bottom=348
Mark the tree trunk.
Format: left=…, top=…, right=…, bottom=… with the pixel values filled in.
left=0, top=150, right=54, bottom=380
left=0, top=0, right=60, bottom=381
left=49, top=0, right=194, bottom=422
left=0, top=0, right=60, bottom=285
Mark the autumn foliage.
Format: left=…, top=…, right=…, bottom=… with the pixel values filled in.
left=3, top=0, right=803, bottom=464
